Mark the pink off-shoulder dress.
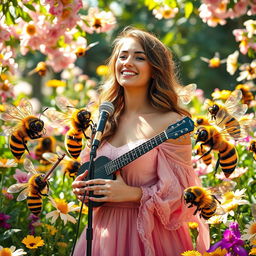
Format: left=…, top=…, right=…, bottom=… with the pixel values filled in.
left=74, top=140, right=210, bottom=256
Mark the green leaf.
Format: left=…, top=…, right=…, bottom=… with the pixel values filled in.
left=24, top=3, right=36, bottom=11
left=5, top=11, right=15, bottom=25
left=184, top=2, right=193, bottom=18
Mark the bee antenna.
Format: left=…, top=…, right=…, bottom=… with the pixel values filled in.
left=39, top=107, right=49, bottom=119
left=67, top=105, right=75, bottom=109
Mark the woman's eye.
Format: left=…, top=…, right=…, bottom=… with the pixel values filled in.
left=136, top=56, right=145, bottom=61
left=119, top=55, right=126, bottom=59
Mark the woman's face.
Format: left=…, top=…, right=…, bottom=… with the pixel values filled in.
left=115, top=37, right=152, bottom=89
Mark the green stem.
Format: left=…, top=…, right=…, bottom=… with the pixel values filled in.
left=0, top=170, right=4, bottom=210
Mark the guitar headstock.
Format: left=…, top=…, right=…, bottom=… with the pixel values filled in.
left=165, top=116, right=194, bottom=140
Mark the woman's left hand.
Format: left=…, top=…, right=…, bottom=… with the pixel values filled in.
left=84, top=171, right=142, bottom=203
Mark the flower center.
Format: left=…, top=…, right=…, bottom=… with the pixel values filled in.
left=26, top=24, right=36, bottom=36
left=29, top=243, right=36, bottom=247
left=223, top=192, right=234, bottom=202
left=0, top=248, right=12, bottom=256
left=249, top=223, right=256, bottom=235
left=56, top=200, right=68, bottom=214
left=225, top=203, right=238, bottom=212
left=93, top=18, right=102, bottom=28
left=61, top=9, right=71, bottom=19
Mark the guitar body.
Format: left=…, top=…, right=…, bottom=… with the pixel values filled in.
left=76, top=116, right=194, bottom=208
left=78, top=156, right=115, bottom=207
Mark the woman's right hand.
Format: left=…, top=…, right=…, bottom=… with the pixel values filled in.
left=72, top=170, right=88, bottom=202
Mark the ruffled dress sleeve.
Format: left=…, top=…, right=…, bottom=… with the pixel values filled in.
left=137, top=142, right=209, bottom=255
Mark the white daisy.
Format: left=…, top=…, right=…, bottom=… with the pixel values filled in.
left=0, top=245, right=27, bottom=255
left=241, top=220, right=256, bottom=241
left=46, top=197, right=80, bottom=225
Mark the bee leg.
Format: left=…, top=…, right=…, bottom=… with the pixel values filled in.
left=214, top=155, right=220, bottom=175
left=22, top=139, right=30, bottom=154
left=81, top=129, right=90, bottom=140
left=212, top=195, right=221, bottom=204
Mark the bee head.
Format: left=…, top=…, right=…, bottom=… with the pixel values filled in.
left=184, top=189, right=196, bottom=204
left=208, top=104, right=219, bottom=115
left=77, top=109, right=91, bottom=124
left=35, top=175, right=47, bottom=190
left=195, top=127, right=209, bottom=144
left=72, top=161, right=81, bottom=170
left=29, top=118, right=44, bottom=132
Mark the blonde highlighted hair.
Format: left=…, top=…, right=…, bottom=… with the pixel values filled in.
left=99, top=26, right=191, bottom=141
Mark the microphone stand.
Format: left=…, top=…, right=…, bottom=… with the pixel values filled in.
left=86, top=146, right=97, bottom=256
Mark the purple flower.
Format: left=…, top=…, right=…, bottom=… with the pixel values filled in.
left=28, top=213, right=40, bottom=235
left=207, top=222, right=248, bottom=256
left=0, top=212, right=11, bottom=229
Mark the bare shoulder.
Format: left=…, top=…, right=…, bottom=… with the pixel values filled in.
left=161, top=112, right=192, bottom=145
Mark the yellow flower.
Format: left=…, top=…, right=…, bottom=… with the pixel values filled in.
left=181, top=250, right=202, bottom=256
left=73, top=204, right=88, bottom=215
left=96, top=65, right=109, bottom=76
left=22, top=235, right=44, bottom=249
left=74, top=83, right=84, bottom=92
left=45, top=79, right=66, bottom=88
left=0, top=159, right=17, bottom=168
left=211, top=89, right=231, bottom=100
left=46, top=197, right=80, bottom=225
left=0, top=245, right=27, bottom=255
left=249, top=248, right=256, bottom=255
left=202, top=247, right=227, bottom=256
left=251, top=240, right=256, bottom=245
left=188, top=222, right=199, bottom=229
left=0, top=104, right=5, bottom=112
left=44, top=224, right=58, bottom=235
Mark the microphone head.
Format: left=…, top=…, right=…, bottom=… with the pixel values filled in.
left=99, top=102, right=115, bottom=115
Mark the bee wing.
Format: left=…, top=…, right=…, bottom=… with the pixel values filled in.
left=224, top=90, right=248, bottom=118
left=44, top=108, right=70, bottom=125
left=0, top=124, right=21, bottom=136
left=17, top=187, right=29, bottom=201
left=0, top=104, right=25, bottom=122
left=42, top=152, right=58, bottom=163
left=177, top=83, right=197, bottom=105
left=18, top=98, right=33, bottom=117
left=55, top=96, right=74, bottom=112
left=7, top=183, right=28, bottom=194
left=85, top=41, right=99, bottom=51
left=24, top=158, right=38, bottom=175
left=200, top=57, right=210, bottom=63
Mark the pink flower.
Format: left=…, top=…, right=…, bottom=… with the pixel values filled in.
left=80, top=7, right=116, bottom=34
left=13, top=169, right=30, bottom=183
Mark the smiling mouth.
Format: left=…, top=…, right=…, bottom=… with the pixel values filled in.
left=121, top=71, right=137, bottom=76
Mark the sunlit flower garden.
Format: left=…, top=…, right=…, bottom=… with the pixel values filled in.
left=0, top=0, right=255, bottom=255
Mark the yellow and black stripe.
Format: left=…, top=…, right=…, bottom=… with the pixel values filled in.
left=225, top=117, right=241, bottom=139
left=10, top=131, right=27, bottom=160
left=219, top=143, right=238, bottom=177
left=27, top=193, right=42, bottom=216
left=65, top=129, right=83, bottom=159
left=201, top=199, right=218, bottom=219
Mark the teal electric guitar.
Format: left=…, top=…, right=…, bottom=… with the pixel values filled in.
left=78, top=116, right=194, bottom=207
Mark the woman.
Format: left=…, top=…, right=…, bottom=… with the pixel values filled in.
left=72, top=26, right=209, bottom=256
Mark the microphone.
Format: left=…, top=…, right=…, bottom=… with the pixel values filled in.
left=91, top=102, right=114, bottom=154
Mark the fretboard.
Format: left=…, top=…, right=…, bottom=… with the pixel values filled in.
left=103, top=131, right=167, bottom=175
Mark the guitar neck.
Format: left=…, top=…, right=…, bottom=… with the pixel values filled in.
left=103, top=131, right=167, bottom=176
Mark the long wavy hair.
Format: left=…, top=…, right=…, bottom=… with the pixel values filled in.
left=99, top=26, right=191, bottom=142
